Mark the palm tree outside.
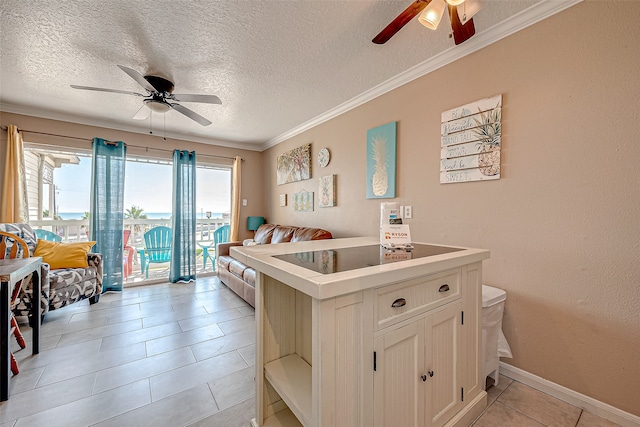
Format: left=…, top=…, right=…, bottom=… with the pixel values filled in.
left=125, top=205, right=148, bottom=234
left=125, top=205, right=148, bottom=220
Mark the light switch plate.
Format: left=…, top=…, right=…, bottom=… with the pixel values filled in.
left=404, top=206, right=413, bottom=219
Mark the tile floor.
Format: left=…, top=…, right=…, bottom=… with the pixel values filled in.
left=2, top=276, right=620, bottom=427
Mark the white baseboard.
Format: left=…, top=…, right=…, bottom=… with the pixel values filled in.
left=499, top=362, right=640, bottom=427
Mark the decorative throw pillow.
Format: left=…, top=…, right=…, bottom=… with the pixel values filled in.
left=34, top=240, right=96, bottom=269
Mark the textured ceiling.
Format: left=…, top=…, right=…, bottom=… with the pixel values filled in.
left=0, top=1, right=578, bottom=150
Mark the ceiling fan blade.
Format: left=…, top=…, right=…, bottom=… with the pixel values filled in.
left=70, top=85, right=145, bottom=97
left=372, top=0, right=429, bottom=44
left=132, top=105, right=150, bottom=120
left=117, top=65, right=157, bottom=92
left=171, top=94, right=222, bottom=105
left=170, top=103, right=212, bottom=126
left=448, top=4, right=475, bottom=45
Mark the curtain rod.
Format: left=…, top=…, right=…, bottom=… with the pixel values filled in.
left=1, top=125, right=243, bottom=161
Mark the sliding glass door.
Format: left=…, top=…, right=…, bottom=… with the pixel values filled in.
left=25, top=146, right=231, bottom=285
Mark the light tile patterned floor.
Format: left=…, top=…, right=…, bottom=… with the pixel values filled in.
left=2, top=276, right=620, bottom=427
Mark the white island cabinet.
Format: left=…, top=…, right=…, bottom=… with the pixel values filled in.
left=232, top=237, right=490, bottom=427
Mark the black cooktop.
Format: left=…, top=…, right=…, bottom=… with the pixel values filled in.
left=274, top=244, right=463, bottom=275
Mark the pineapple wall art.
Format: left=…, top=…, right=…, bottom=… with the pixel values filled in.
left=293, top=191, right=314, bottom=212
left=440, top=95, right=502, bottom=184
left=319, top=174, right=336, bottom=207
left=366, top=121, right=397, bottom=198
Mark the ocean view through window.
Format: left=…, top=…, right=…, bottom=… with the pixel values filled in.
left=25, top=146, right=232, bottom=283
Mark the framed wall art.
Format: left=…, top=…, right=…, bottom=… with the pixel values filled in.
left=318, top=174, right=336, bottom=207
left=366, top=122, right=396, bottom=198
left=293, top=190, right=314, bottom=212
left=440, top=95, right=502, bottom=184
left=277, top=143, right=312, bottom=185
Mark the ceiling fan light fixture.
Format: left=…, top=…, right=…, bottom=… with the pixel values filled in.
left=144, top=99, right=171, bottom=113
left=457, top=0, right=481, bottom=24
left=418, top=0, right=446, bottom=30
left=445, top=0, right=465, bottom=6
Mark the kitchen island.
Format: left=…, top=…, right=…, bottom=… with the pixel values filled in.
left=232, top=237, right=490, bottom=427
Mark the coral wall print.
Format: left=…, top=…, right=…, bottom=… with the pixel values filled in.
left=440, top=95, right=502, bottom=184
left=277, top=143, right=312, bottom=185
left=319, top=174, right=336, bottom=207
left=293, top=191, right=314, bottom=212
left=366, top=122, right=397, bottom=198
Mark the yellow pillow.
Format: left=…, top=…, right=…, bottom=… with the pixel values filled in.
left=34, top=240, right=96, bottom=269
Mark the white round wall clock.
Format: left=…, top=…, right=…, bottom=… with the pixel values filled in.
left=318, top=148, right=331, bottom=168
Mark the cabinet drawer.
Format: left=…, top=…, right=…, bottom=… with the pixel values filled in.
left=374, top=270, right=460, bottom=330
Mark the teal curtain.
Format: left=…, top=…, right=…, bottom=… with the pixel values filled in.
left=170, top=150, right=196, bottom=283
left=90, top=138, right=126, bottom=292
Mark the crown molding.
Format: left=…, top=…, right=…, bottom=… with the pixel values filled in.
left=262, top=0, right=582, bottom=151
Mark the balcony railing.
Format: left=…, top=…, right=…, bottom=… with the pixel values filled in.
left=30, top=218, right=229, bottom=284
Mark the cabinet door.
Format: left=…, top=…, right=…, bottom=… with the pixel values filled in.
left=373, top=321, right=426, bottom=427
left=427, top=302, right=463, bottom=427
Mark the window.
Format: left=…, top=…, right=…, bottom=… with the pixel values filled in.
left=24, top=146, right=232, bottom=282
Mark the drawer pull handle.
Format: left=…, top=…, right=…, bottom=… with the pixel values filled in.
left=439, top=284, right=450, bottom=293
left=420, top=371, right=434, bottom=382
left=391, top=298, right=406, bottom=308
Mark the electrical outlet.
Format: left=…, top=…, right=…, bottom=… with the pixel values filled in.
left=242, top=199, right=248, bottom=206
left=405, top=205, right=413, bottom=219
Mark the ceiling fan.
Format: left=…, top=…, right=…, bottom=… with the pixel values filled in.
left=372, top=0, right=481, bottom=45
left=70, top=65, right=221, bottom=126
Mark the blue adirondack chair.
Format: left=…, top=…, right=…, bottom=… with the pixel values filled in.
left=35, top=229, right=62, bottom=242
left=138, top=226, right=172, bottom=278
left=206, top=225, right=230, bottom=271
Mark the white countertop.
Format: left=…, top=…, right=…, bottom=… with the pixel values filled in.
left=231, top=237, right=490, bottom=300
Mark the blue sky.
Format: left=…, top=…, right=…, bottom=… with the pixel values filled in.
left=55, top=156, right=231, bottom=214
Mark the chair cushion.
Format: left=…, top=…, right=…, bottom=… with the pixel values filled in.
left=229, top=259, right=248, bottom=279
left=218, top=255, right=234, bottom=270
left=34, top=240, right=96, bottom=269
left=254, top=224, right=278, bottom=244
left=48, top=268, right=99, bottom=310
left=243, top=268, right=256, bottom=287
left=271, top=226, right=295, bottom=243
left=291, top=227, right=333, bottom=242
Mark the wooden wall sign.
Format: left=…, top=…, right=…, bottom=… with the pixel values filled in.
left=440, top=95, right=502, bottom=184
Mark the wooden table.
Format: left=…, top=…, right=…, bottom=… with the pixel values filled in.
left=1, top=257, right=42, bottom=401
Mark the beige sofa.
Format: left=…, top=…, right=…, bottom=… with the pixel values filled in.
left=216, top=224, right=332, bottom=307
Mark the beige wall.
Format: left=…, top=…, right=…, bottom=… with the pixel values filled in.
left=263, top=1, right=640, bottom=416
left=2, top=0, right=638, bottom=417
left=0, top=112, right=265, bottom=242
